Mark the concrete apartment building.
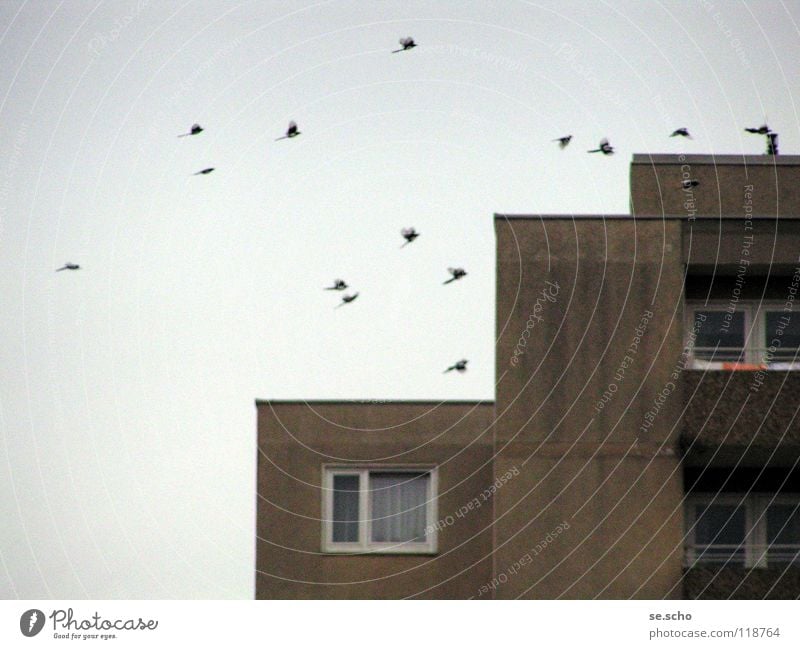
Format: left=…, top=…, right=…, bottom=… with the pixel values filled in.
left=256, top=154, right=800, bottom=599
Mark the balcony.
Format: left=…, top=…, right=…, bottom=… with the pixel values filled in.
left=682, top=370, right=800, bottom=459
left=683, top=565, right=800, bottom=599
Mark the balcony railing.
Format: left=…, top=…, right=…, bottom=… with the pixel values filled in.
left=688, top=346, right=800, bottom=370
left=685, top=544, right=800, bottom=568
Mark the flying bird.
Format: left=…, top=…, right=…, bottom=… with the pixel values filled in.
left=193, top=167, right=215, bottom=175
left=553, top=135, right=572, bottom=149
left=392, top=37, right=417, bottom=53
left=178, top=123, right=204, bottom=137
left=335, top=293, right=359, bottom=308
left=670, top=128, right=691, bottom=138
left=682, top=179, right=699, bottom=188
left=325, top=279, right=348, bottom=291
left=444, top=359, right=468, bottom=373
left=588, top=138, right=614, bottom=155
left=443, top=267, right=467, bottom=284
left=56, top=263, right=80, bottom=272
left=401, top=227, right=419, bottom=247
left=745, top=124, right=771, bottom=135
left=275, top=121, right=301, bottom=140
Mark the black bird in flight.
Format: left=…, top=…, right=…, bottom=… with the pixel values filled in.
left=444, top=359, right=468, bottom=373
left=401, top=227, right=419, bottom=247
left=670, top=128, right=691, bottom=138
left=745, top=124, right=771, bottom=135
left=588, top=138, right=614, bottom=155
left=325, top=279, right=348, bottom=291
left=56, top=263, right=80, bottom=272
left=178, top=123, right=204, bottom=137
left=682, top=179, right=699, bottom=188
left=193, top=167, right=215, bottom=175
left=335, top=293, right=359, bottom=308
left=553, top=135, right=572, bottom=149
left=275, top=121, right=301, bottom=140
left=443, top=267, right=467, bottom=284
left=392, top=37, right=417, bottom=53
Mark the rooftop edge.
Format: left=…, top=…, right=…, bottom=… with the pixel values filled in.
left=255, top=399, right=495, bottom=406
left=631, top=154, right=800, bottom=165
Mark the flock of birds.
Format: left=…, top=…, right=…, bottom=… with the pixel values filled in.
left=53, top=35, right=780, bottom=375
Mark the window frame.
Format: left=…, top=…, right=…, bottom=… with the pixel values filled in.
left=686, top=493, right=800, bottom=568
left=685, top=300, right=800, bottom=366
left=321, top=465, right=438, bottom=554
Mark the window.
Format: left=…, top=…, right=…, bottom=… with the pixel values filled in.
left=322, top=467, right=438, bottom=553
left=686, top=301, right=800, bottom=368
left=686, top=495, right=800, bottom=567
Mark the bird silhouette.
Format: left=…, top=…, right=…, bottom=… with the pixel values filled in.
left=444, top=359, right=468, bottom=373
left=401, top=227, right=420, bottom=247
left=335, top=293, right=359, bottom=308
left=325, top=279, right=348, bottom=291
left=745, top=124, right=771, bottom=135
left=553, top=135, right=572, bottom=149
left=670, top=128, right=691, bottom=138
left=275, top=121, right=301, bottom=140
left=443, top=267, right=467, bottom=284
left=178, top=123, right=203, bottom=137
left=682, top=179, right=699, bottom=188
left=56, top=263, right=80, bottom=272
left=392, top=37, right=417, bottom=53
left=588, top=138, right=614, bottom=155
left=193, top=167, right=215, bottom=175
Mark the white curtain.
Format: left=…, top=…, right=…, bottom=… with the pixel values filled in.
left=370, top=472, right=428, bottom=543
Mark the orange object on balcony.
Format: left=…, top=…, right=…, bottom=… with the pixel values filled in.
left=720, top=362, right=767, bottom=371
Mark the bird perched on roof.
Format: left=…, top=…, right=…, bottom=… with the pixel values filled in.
left=392, top=37, right=417, bottom=53
left=275, top=121, right=301, bottom=140
left=745, top=124, right=771, bottom=135
left=588, top=138, right=614, bottom=155
left=443, top=268, right=467, bottom=284
left=325, top=279, right=348, bottom=291
left=335, top=293, right=359, bottom=308
left=193, top=167, right=215, bottom=175
left=56, top=263, right=80, bottom=272
left=444, top=359, right=468, bottom=373
left=670, top=128, right=691, bottom=138
left=401, top=227, right=419, bottom=247
left=553, top=135, right=572, bottom=149
left=178, top=123, right=203, bottom=137
left=682, top=179, right=699, bottom=189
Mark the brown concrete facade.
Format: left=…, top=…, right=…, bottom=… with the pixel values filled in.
left=256, top=401, right=495, bottom=599
left=492, top=216, right=685, bottom=598
left=256, top=154, right=800, bottom=599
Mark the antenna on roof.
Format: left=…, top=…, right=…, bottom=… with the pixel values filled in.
left=766, top=132, right=779, bottom=155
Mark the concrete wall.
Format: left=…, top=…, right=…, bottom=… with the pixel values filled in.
left=493, top=217, right=685, bottom=598
left=630, top=154, right=800, bottom=218
left=683, top=219, right=800, bottom=270
left=256, top=401, right=495, bottom=599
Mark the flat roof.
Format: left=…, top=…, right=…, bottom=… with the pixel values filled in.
left=631, top=154, right=800, bottom=165
left=494, top=213, right=791, bottom=220
left=256, top=399, right=494, bottom=406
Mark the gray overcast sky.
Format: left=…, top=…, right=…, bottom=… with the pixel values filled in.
left=1, top=0, right=798, bottom=598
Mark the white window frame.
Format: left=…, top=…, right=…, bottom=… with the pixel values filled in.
left=685, top=300, right=800, bottom=366
left=686, top=493, right=800, bottom=568
left=321, top=465, right=438, bottom=554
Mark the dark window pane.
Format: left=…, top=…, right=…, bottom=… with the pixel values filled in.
left=692, top=311, right=746, bottom=361
left=332, top=475, right=359, bottom=543
left=767, top=504, right=800, bottom=565
left=694, top=504, right=746, bottom=564
left=764, top=312, right=800, bottom=362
